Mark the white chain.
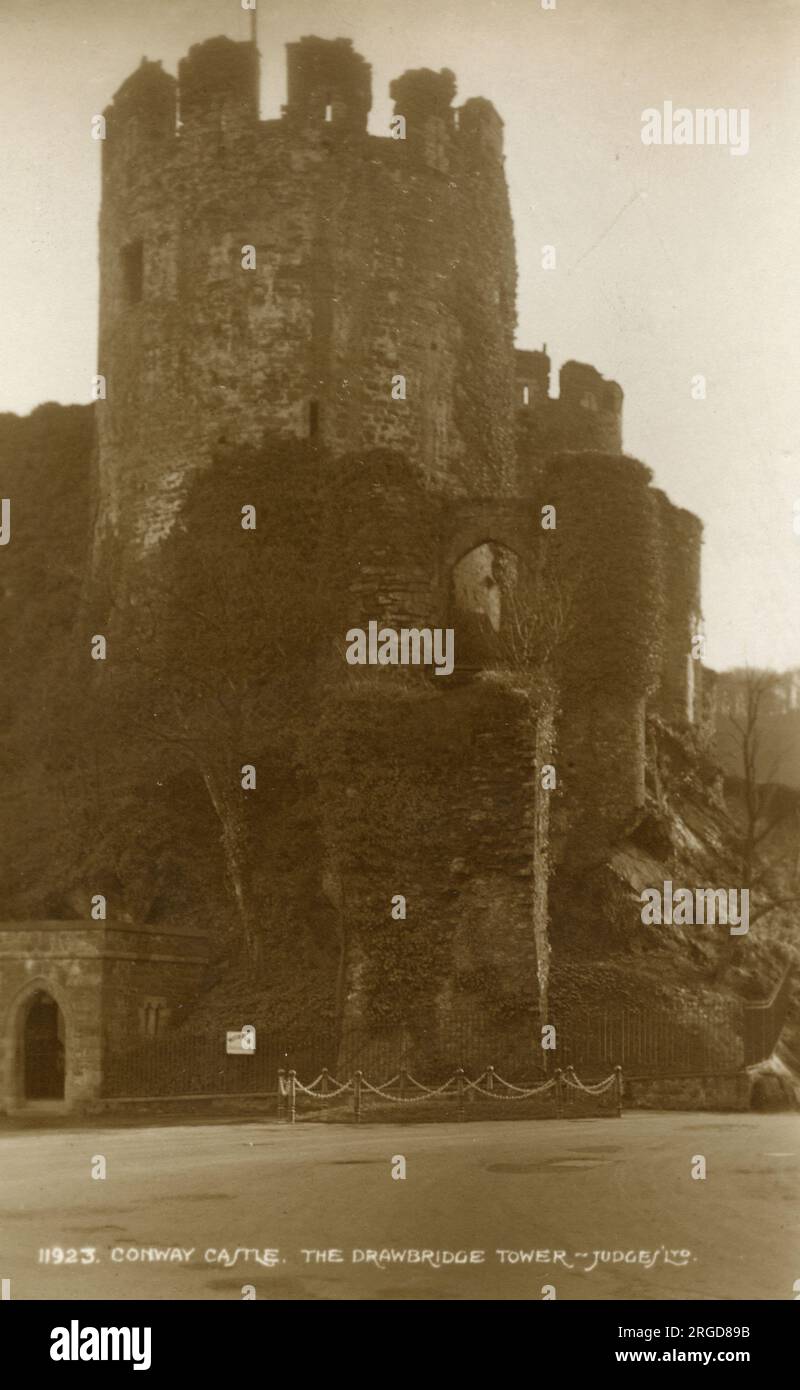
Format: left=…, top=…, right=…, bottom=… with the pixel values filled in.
left=465, top=1077, right=556, bottom=1099
left=293, top=1078, right=354, bottom=1098
left=284, top=1068, right=618, bottom=1105
left=562, top=1070, right=617, bottom=1095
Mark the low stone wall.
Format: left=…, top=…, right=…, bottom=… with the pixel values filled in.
left=625, top=1073, right=751, bottom=1112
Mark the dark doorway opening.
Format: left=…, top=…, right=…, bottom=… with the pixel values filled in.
left=23, top=992, right=65, bottom=1100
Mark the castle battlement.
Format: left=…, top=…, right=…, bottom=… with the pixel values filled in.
left=515, top=350, right=624, bottom=467
left=102, top=36, right=505, bottom=168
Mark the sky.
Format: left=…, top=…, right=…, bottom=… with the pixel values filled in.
left=0, top=0, right=798, bottom=672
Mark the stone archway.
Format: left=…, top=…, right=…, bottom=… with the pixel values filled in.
left=440, top=499, right=535, bottom=575
left=449, top=541, right=515, bottom=670
left=439, top=500, right=540, bottom=673
left=2, top=977, right=73, bottom=1112
left=21, top=990, right=65, bottom=1101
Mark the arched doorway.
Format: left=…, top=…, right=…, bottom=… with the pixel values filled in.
left=449, top=541, right=537, bottom=673
left=22, top=991, right=65, bottom=1101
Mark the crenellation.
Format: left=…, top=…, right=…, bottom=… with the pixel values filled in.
left=103, top=59, right=177, bottom=145
left=390, top=67, right=458, bottom=127
left=177, top=36, right=260, bottom=131
left=515, top=353, right=625, bottom=483
left=285, top=36, right=372, bottom=132
left=457, top=97, right=506, bottom=164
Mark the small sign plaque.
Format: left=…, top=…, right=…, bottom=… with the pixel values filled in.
left=226, top=1026, right=256, bottom=1054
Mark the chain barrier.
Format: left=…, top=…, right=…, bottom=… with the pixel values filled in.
left=277, top=1063, right=623, bottom=1123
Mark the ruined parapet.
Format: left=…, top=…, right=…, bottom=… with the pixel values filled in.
left=558, top=361, right=624, bottom=453
left=653, top=492, right=704, bottom=725
left=390, top=67, right=456, bottom=169
left=458, top=97, right=506, bottom=166
left=516, top=354, right=624, bottom=485
left=285, top=35, right=371, bottom=132
left=515, top=349, right=551, bottom=410
left=102, top=58, right=177, bottom=159
left=178, top=35, right=260, bottom=132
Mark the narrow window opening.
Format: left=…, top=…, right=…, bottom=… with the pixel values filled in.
left=324, top=96, right=333, bottom=123
left=522, top=384, right=530, bottom=406
left=309, top=399, right=320, bottom=437
left=121, top=238, right=144, bottom=305
left=142, top=999, right=166, bottom=1039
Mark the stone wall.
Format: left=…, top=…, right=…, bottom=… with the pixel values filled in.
left=626, top=1072, right=751, bottom=1112
left=317, top=680, right=553, bottom=1031
left=539, top=452, right=663, bottom=861
left=516, top=352, right=624, bottom=485
left=653, top=492, right=704, bottom=724
left=0, top=921, right=207, bottom=1111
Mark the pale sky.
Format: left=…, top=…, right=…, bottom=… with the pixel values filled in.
left=0, top=0, right=798, bottom=672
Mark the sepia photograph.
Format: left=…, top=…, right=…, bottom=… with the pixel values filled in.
left=1, top=0, right=798, bottom=1354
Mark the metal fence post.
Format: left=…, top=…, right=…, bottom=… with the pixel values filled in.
left=288, top=1068, right=297, bottom=1125
left=456, top=1067, right=465, bottom=1122
left=277, top=1067, right=286, bottom=1122
left=321, top=1067, right=329, bottom=1111
left=554, top=1067, right=563, bottom=1119
left=486, top=1065, right=495, bottom=1094
left=401, top=1023, right=412, bottom=1083
left=353, top=1070, right=363, bottom=1124
left=614, top=1065, right=623, bottom=1118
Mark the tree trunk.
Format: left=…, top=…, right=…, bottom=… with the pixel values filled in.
left=202, top=769, right=260, bottom=963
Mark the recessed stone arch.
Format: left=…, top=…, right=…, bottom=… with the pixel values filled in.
left=3, top=975, right=73, bottom=1112
left=448, top=542, right=509, bottom=671
left=441, top=500, right=535, bottom=574
left=441, top=503, right=540, bottom=675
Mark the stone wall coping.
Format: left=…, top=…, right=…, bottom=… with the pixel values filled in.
left=0, top=920, right=208, bottom=943
left=0, top=951, right=209, bottom=966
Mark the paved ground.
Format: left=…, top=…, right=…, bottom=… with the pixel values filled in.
left=1, top=1111, right=798, bottom=1300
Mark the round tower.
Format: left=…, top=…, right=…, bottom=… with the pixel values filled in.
left=93, top=35, right=518, bottom=585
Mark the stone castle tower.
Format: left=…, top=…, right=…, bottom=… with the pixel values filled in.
left=90, top=32, right=705, bottom=1030
left=95, top=34, right=522, bottom=573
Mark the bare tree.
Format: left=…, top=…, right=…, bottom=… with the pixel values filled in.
left=714, top=666, right=800, bottom=982
left=494, top=558, right=584, bottom=1032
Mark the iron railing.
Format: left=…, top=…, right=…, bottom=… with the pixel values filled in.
left=101, top=972, right=793, bottom=1099
left=742, top=965, right=794, bottom=1067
